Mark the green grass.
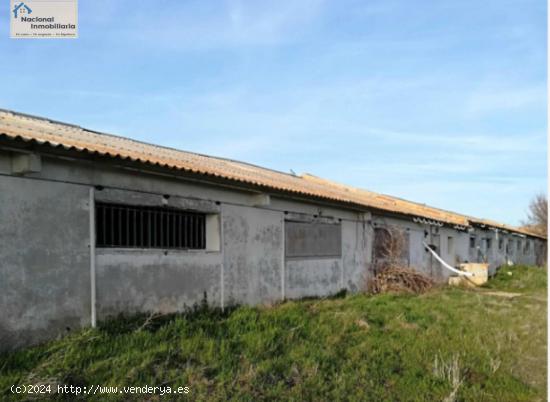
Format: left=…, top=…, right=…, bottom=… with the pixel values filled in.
left=483, top=264, right=547, bottom=293
left=1, top=265, right=547, bottom=401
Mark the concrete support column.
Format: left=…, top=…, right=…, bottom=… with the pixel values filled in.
left=89, top=187, right=96, bottom=327
left=220, top=212, right=225, bottom=311
left=281, top=218, right=286, bottom=300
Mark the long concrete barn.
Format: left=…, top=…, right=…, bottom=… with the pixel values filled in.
left=0, top=109, right=546, bottom=350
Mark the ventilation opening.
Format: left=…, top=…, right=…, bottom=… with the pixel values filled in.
left=285, top=221, right=342, bottom=258
left=96, top=202, right=206, bottom=249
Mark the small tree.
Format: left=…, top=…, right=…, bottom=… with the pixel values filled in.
left=522, top=193, right=547, bottom=237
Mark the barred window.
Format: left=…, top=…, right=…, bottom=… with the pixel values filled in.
left=95, top=202, right=206, bottom=249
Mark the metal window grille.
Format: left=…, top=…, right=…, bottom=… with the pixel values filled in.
left=95, top=202, right=206, bottom=249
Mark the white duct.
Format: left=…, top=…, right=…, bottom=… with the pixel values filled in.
left=422, top=241, right=474, bottom=277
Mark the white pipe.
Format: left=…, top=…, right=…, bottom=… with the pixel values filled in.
left=422, top=241, right=474, bottom=277
left=89, top=187, right=97, bottom=327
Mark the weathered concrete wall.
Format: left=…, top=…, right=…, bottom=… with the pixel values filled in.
left=368, top=214, right=534, bottom=281
left=0, top=174, right=91, bottom=349
left=285, top=258, right=342, bottom=299
left=0, top=148, right=544, bottom=351
left=222, top=204, right=282, bottom=306
left=342, top=217, right=371, bottom=292
left=94, top=187, right=223, bottom=315
left=466, top=228, right=539, bottom=274
left=96, top=250, right=222, bottom=316
left=370, top=215, right=471, bottom=281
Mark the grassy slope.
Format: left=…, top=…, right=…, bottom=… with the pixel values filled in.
left=0, top=265, right=546, bottom=401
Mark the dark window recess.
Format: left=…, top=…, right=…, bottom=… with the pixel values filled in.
left=373, top=228, right=391, bottom=260
left=469, top=236, right=476, bottom=249
left=96, top=202, right=206, bottom=249
left=285, top=221, right=342, bottom=258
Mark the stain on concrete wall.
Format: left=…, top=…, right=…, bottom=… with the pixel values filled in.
left=0, top=151, right=544, bottom=351
left=285, top=258, right=341, bottom=299
left=0, top=175, right=90, bottom=349
left=342, top=218, right=371, bottom=292
left=371, top=216, right=472, bottom=281
left=222, top=204, right=282, bottom=306
left=96, top=250, right=222, bottom=316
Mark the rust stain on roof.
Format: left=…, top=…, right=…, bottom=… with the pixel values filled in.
left=0, top=109, right=543, bottom=238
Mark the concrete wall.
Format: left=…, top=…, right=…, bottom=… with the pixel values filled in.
left=370, top=215, right=472, bottom=281
left=0, top=148, right=544, bottom=350
left=342, top=218, right=371, bottom=292
left=222, top=204, right=282, bottom=306
left=94, top=187, right=223, bottom=316
left=466, top=228, right=539, bottom=274
left=0, top=150, right=373, bottom=349
left=0, top=174, right=91, bottom=350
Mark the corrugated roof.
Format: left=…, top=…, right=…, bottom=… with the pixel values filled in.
left=300, top=174, right=469, bottom=226
left=467, top=216, right=544, bottom=238
left=0, top=109, right=544, bottom=238
left=302, top=174, right=545, bottom=238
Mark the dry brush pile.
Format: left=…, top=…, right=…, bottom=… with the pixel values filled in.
left=368, top=226, right=434, bottom=294
left=368, top=266, right=434, bottom=294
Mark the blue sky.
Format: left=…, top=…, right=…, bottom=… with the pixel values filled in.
left=1, top=0, right=546, bottom=225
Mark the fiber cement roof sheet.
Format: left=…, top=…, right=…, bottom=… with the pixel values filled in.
left=0, top=109, right=543, bottom=238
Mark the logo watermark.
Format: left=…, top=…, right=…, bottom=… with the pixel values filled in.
left=10, top=0, right=77, bottom=39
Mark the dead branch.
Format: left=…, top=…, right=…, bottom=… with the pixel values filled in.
left=368, top=266, right=434, bottom=295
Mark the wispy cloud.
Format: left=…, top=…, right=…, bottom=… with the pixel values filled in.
left=465, top=84, right=546, bottom=116
left=106, top=0, right=328, bottom=50
left=1, top=0, right=545, bottom=225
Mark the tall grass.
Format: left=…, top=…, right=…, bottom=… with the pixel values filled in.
left=0, top=265, right=546, bottom=401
